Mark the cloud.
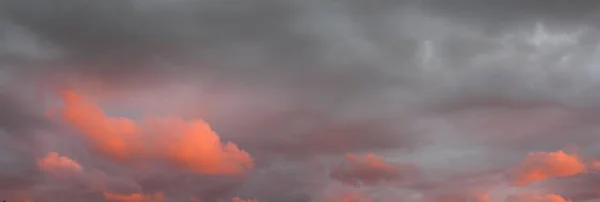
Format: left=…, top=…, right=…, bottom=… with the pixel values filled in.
left=506, top=193, right=571, bottom=202
left=37, top=152, right=82, bottom=176
left=148, top=117, right=254, bottom=175
left=511, top=150, right=586, bottom=186
left=592, top=161, right=600, bottom=170
left=423, top=191, right=492, bottom=202
left=232, top=197, right=259, bottom=202
left=328, top=192, right=372, bottom=202
left=473, top=192, right=491, bottom=202
left=3, top=192, right=33, bottom=202
left=57, top=89, right=143, bottom=161
left=330, top=153, right=418, bottom=186
left=540, top=172, right=600, bottom=201
left=104, top=191, right=165, bottom=202
left=28, top=149, right=146, bottom=201
left=54, top=89, right=253, bottom=175
left=440, top=192, right=490, bottom=202
left=0, top=91, right=49, bottom=198
left=3, top=0, right=600, bottom=201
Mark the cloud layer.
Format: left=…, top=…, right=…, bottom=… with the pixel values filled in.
left=2, top=0, right=600, bottom=201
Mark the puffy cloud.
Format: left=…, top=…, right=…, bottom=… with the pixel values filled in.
left=28, top=149, right=146, bottom=201
left=57, top=89, right=142, bottom=161
left=148, top=117, right=254, bottom=175
left=55, top=89, right=253, bottom=175
left=330, top=153, right=418, bottom=186
left=37, top=152, right=82, bottom=176
left=511, top=150, right=586, bottom=186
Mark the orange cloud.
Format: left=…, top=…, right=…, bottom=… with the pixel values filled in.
left=232, top=197, right=258, bottom=202
left=330, top=153, right=417, bottom=185
left=506, top=193, right=571, bottom=202
left=37, top=152, right=83, bottom=176
left=58, top=89, right=141, bottom=161
left=512, top=150, right=585, bottom=186
left=55, top=89, right=253, bottom=175
left=103, top=191, right=165, bottom=202
left=149, top=117, right=254, bottom=175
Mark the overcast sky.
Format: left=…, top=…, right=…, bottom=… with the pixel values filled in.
left=2, top=0, right=600, bottom=201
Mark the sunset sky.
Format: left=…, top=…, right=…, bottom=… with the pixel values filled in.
left=2, top=0, right=600, bottom=201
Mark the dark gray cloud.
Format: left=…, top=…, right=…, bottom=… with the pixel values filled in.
left=422, top=0, right=600, bottom=25
left=0, top=89, right=54, bottom=196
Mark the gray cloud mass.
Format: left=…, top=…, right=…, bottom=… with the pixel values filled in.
left=2, top=0, right=600, bottom=201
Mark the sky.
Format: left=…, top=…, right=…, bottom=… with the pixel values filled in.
left=2, top=0, right=600, bottom=201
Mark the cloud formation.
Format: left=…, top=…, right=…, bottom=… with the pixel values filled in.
left=592, top=161, right=600, bottom=170
left=58, top=89, right=141, bottom=161
left=103, top=191, right=165, bottom=202
left=511, top=150, right=586, bottom=186
left=149, top=117, right=254, bottom=175
left=55, top=89, right=254, bottom=175
left=232, top=197, right=259, bottom=202
left=330, top=153, right=418, bottom=186
left=2, top=0, right=600, bottom=201
left=327, top=192, right=372, bottom=202
left=37, top=152, right=82, bottom=176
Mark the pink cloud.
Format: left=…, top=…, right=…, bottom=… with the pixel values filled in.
left=512, top=150, right=585, bottom=186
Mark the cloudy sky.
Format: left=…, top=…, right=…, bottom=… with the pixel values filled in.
left=2, top=0, right=600, bottom=201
